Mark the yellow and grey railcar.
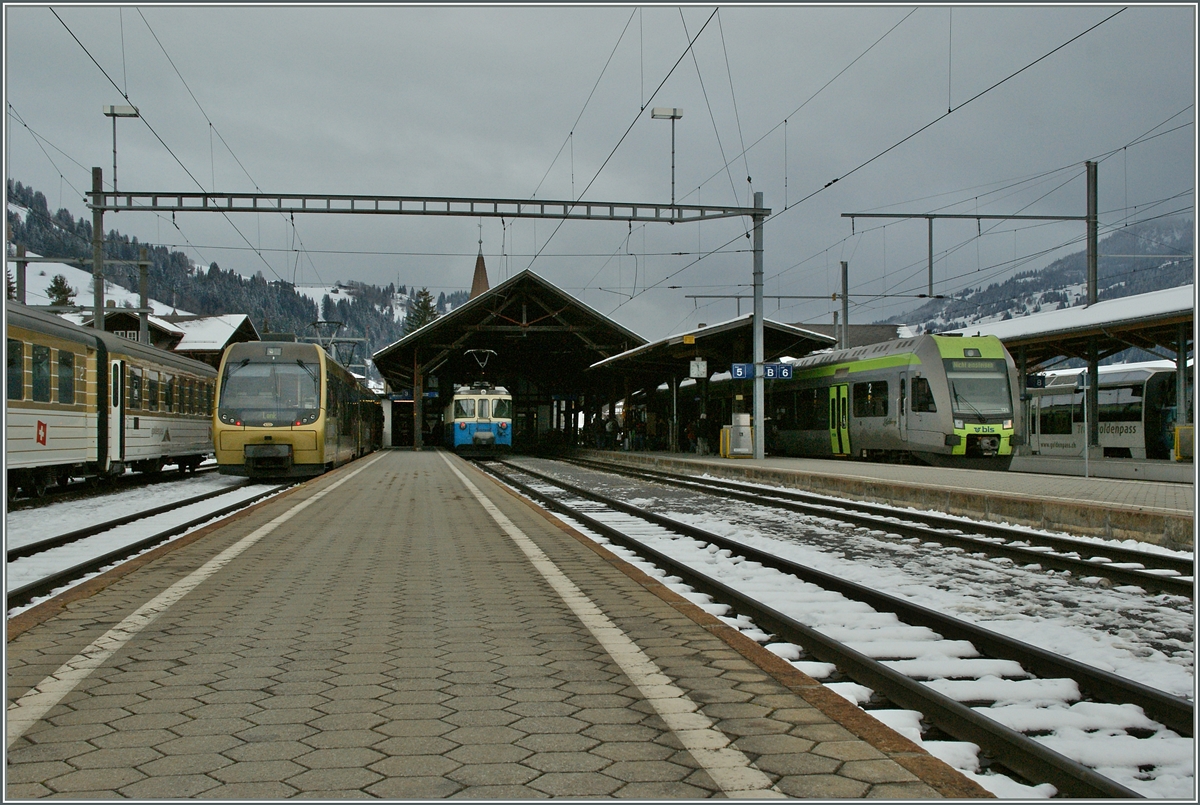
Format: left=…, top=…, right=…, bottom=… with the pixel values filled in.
left=213, top=340, right=380, bottom=479
left=763, top=334, right=1021, bottom=467
left=6, top=301, right=215, bottom=498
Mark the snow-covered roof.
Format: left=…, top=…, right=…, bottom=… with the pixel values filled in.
left=945, top=284, right=1194, bottom=341
left=169, top=315, right=258, bottom=351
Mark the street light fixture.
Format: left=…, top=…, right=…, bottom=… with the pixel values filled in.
left=650, top=107, right=683, bottom=208
left=103, top=104, right=139, bottom=192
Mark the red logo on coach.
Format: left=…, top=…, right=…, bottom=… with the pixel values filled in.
left=36, top=421, right=48, bottom=445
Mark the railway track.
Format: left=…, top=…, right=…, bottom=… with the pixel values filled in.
left=6, top=482, right=290, bottom=612
left=481, top=458, right=1194, bottom=799
left=566, top=455, right=1195, bottom=598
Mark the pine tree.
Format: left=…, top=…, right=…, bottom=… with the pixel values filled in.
left=405, top=287, right=439, bottom=334
left=46, top=274, right=76, bottom=307
left=6, top=267, right=15, bottom=300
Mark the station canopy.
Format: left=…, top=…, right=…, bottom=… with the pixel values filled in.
left=372, top=269, right=646, bottom=395
left=590, top=313, right=835, bottom=386
left=947, top=284, right=1194, bottom=368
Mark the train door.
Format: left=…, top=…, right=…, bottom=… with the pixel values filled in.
left=898, top=375, right=908, bottom=442
left=109, top=359, right=125, bottom=468
left=828, top=384, right=850, bottom=456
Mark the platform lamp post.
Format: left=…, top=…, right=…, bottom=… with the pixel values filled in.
left=650, top=108, right=683, bottom=212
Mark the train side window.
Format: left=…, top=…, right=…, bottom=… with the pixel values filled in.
left=164, top=375, right=175, bottom=412
left=147, top=373, right=159, bottom=411
left=1098, top=385, right=1142, bottom=422
left=911, top=377, right=937, bottom=413
left=32, top=344, right=52, bottom=402
left=479, top=399, right=490, bottom=419
left=7, top=339, right=24, bottom=400
left=797, top=388, right=826, bottom=430
left=852, top=381, right=888, bottom=418
left=58, top=350, right=75, bottom=404
left=1040, top=394, right=1074, bottom=434
left=454, top=398, right=475, bottom=418
left=130, top=368, right=143, bottom=410
left=186, top=379, right=195, bottom=414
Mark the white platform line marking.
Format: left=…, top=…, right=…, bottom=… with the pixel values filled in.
left=444, top=455, right=783, bottom=798
left=7, top=456, right=384, bottom=748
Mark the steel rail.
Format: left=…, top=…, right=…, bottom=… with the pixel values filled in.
left=566, top=456, right=1195, bottom=595
left=482, top=462, right=1146, bottom=798
left=499, top=459, right=1192, bottom=735
left=6, top=485, right=288, bottom=611
left=7, top=483, right=247, bottom=561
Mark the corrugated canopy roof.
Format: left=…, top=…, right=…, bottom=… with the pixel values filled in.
left=590, top=313, right=835, bottom=382
left=946, top=284, right=1194, bottom=367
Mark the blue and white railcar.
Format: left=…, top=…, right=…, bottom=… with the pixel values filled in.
left=443, top=382, right=513, bottom=454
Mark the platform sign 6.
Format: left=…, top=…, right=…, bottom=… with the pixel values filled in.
left=763, top=363, right=793, bottom=379
left=731, top=363, right=754, bottom=379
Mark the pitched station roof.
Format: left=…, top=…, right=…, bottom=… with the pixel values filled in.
left=946, top=284, right=1194, bottom=367
left=590, top=313, right=835, bottom=383
left=372, top=269, right=646, bottom=393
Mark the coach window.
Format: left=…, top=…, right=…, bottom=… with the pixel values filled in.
left=164, top=375, right=175, bottom=412
left=797, top=388, right=826, bottom=430
left=852, top=380, right=888, bottom=418
left=147, top=372, right=159, bottom=411
left=58, top=350, right=75, bottom=404
left=130, top=368, right=143, bottom=410
left=32, top=344, right=52, bottom=402
left=911, top=377, right=937, bottom=413
left=1040, top=394, right=1074, bottom=434
left=8, top=340, right=24, bottom=400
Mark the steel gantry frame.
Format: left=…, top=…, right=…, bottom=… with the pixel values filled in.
left=88, top=181, right=773, bottom=457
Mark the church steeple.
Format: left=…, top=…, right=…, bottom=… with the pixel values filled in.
left=469, top=223, right=489, bottom=300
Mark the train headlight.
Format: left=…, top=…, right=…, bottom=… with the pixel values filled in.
left=1003, top=419, right=1013, bottom=430
left=953, top=419, right=964, bottom=429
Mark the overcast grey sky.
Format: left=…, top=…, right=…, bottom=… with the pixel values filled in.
left=5, top=4, right=1195, bottom=340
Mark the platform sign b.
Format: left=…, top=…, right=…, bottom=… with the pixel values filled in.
left=763, top=363, right=792, bottom=379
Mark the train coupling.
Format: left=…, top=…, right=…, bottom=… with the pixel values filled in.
left=244, top=443, right=294, bottom=475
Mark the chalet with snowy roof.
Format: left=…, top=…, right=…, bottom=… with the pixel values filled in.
left=78, top=309, right=186, bottom=351
left=160, top=314, right=261, bottom=368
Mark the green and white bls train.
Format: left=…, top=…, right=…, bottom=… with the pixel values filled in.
left=764, top=334, right=1021, bottom=468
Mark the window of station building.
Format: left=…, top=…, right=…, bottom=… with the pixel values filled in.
left=7, top=339, right=24, bottom=400
left=852, top=380, right=888, bottom=418
left=32, top=344, right=52, bottom=402
left=58, top=350, right=75, bottom=404
left=911, top=376, right=937, bottom=413
left=147, top=373, right=159, bottom=411
left=129, top=368, right=143, bottom=410
left=454, top=398, right=475, bottom=418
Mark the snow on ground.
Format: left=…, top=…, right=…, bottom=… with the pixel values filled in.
left=507, top=459, right=1194, bottom=798
left=11, top=252, right=192, bottom=316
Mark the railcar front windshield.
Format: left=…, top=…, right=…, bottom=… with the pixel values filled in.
left=493, top=397, right=513, bottom=419
left=219, top=359, right=321, bottom=424
left=943, top=358, right=1013, bottom=420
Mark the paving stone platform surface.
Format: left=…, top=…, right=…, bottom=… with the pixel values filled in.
left=6, top=449, right=986, bottom=799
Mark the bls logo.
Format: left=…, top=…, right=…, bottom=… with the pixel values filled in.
left=975, top=426, right=996, bottom=433
left=36, top=420, right=48, bottom=445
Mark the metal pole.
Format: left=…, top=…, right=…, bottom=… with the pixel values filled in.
left=138, top=248, right=149, bottom=344
left=112, top=115, right=119, bottom=192
left=91, top=168, right=105, bottom=331
left=927, top=217, right=934, bottom=298
left=1083, top=371, right=1089, bottom=478
left=16, top=244, right=26, bottom=303
left=1086, top=161, right=1098, bottom=306
left=1178, top=322, right=1189, bottom=429
left=670, top=118, right=676, bottom=209
left=752, top=191, right=765, bottom=460
left=413, top=351, right=423, bottom=451
left=841, top=261, right=850, bottom=350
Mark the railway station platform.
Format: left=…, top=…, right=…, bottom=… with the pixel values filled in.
left=6, top=449, right=985, bottom=799
left=578, top=450, right=1195, bottom=551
